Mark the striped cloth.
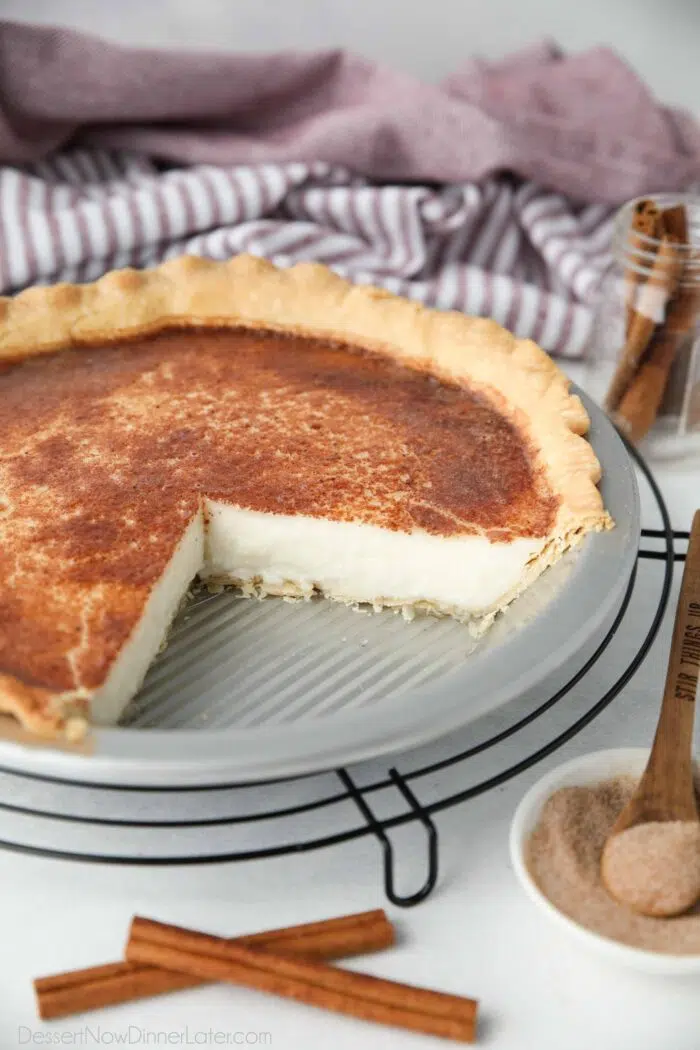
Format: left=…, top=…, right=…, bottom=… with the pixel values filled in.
left=0, top=150, right=616, bottom=358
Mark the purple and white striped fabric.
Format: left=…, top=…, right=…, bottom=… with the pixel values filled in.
left=0, top=150, right=616, bottom=358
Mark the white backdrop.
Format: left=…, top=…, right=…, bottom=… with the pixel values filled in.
left=3, top=0, right=699, bottom=112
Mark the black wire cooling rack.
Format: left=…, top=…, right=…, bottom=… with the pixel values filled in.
left=0, top=444, right=679, bottom=906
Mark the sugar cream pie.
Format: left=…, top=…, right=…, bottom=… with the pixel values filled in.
left=0, top=255, right=612, bottom=740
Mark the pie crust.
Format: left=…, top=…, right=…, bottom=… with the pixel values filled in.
left=0, top=254, right=612, bottom=740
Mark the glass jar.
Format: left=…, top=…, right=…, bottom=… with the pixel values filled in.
left=583, top=193, right=700, bottom=461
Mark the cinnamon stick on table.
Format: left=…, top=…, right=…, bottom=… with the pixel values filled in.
left=126, top=916, right=478, bottom=1043
left=34, top=909, right=394, bottom=1022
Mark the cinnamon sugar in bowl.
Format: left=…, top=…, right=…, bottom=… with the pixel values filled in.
left=510, top=748, right=700, bottom=975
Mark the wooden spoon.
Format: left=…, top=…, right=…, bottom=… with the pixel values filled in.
left=601, top=509, right=700, bottom=917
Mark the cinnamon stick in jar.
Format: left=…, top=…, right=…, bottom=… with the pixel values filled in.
left=624, top=198, right=661, bottom=333
left=613, top=204, right=699, bottom=442
left=662, top=202, right=690, bottom=245
left=605, top=199, right=687, bottom=416
left=605, top=231, right=684, bottom=413
left=615, top=281, right=700, bottom=443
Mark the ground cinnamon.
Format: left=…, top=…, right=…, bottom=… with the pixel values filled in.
left=126, top=915, right=478, bottom=1043
left=35, top=909, right=394, bottom=1021
left=527, top=774, right=700, bottom=953
left=602, top=820, right=700, bottom=916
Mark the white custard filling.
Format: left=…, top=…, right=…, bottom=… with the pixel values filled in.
left=93, top=502, right=546, bottom=724
left=94, top=515, right=205, bottom=724
left=203, top=502, right=544, bottom=612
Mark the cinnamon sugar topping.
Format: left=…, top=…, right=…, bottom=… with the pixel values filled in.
left=0, top=326, right=557, bottom=698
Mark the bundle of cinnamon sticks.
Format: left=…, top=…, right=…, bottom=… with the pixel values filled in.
left=605, top=198, right=700, bottom=443
left=33, top=908, right=479, bottom=1043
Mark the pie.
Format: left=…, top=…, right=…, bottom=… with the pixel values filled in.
left=0, top=254, right=612, bottom=741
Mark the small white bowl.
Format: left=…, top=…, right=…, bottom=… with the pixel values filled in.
left=510, top=747, right=700, bottom=976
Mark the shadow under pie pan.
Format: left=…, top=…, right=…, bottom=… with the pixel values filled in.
left=0, top=390, right=639, bottom=787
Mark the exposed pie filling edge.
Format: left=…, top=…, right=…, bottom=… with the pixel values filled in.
left=0, top=254, right=613, bottom=740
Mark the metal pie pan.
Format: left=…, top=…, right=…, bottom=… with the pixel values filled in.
left=0, top=391, right=639, bottom=787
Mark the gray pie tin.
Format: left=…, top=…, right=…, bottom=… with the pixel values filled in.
left=0, top=390, right=639, bottom=787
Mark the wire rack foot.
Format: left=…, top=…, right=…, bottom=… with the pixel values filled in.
left=337, top=767, right=439, bottom=907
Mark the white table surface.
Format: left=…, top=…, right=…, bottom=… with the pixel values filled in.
left=2, top=361, right=700, bottom=1050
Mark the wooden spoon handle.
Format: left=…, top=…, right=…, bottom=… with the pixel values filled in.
left=639, top=510, right=700, bottom=821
